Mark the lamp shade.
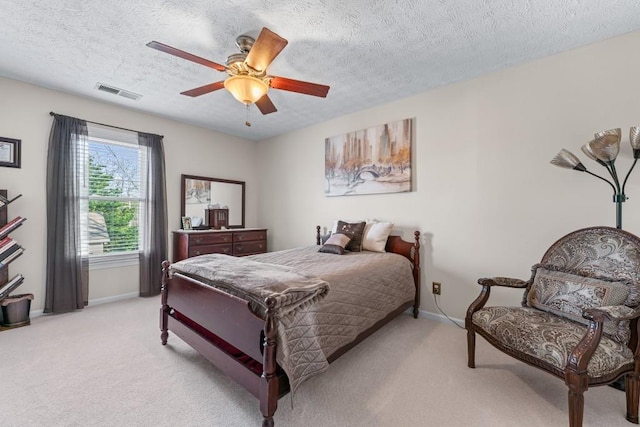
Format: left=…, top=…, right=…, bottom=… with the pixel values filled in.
left=630, top=127, right=640, bottom=159
left=588, top=128, right=620, bottom=163
left=630, top=127, right=640, bottom=150
left=580, top=141, right=599, bottom=161
left=595, top=128, right=622, bottom=140
left=550, top=149, right=586, bottom=171
left=224, top=75, right=269, bottom=104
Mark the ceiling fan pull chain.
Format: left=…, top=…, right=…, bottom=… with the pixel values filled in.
left=245, top=104, right=251, bottom=127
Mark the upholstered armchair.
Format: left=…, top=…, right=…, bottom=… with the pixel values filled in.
left=466, top=226, right=640, bottom=427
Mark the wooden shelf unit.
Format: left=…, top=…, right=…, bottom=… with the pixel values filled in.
left=0, top=189, right=29, bottom=330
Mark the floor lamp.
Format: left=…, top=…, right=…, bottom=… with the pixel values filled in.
left=550, top=127, right=640, bottom=229
left=551, top=127, right=640, bottom=392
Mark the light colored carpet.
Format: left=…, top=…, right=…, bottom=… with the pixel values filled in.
left=0, top=296, right=633, bottom=426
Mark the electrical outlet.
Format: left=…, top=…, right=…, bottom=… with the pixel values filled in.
left=432, top=281, right=441, bottom=295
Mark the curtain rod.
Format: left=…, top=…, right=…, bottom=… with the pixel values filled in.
left=49, top=112, right=164, bottom=138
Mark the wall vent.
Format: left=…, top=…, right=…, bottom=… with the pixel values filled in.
left=95, top=83, right=142, bottom=101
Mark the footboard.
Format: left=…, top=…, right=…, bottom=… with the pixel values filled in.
left=160, top=261, right=284, bottom=425
left=162, top=227, right=421, bottom=427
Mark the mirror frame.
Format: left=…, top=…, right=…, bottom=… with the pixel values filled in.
left=180, top=174, right=246, bottom=229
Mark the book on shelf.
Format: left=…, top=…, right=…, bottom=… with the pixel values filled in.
left=0, top=241, right=20, bottom=259
left=0, top=241, right=18, bottom=257
left=0, top=236, right=14, bottom=250
left=0, top=216, right=26, bottom=239
left=0, top=274, right=24, bottom=300
left=0, top=247, right=24, bottom=268
left=0, top=243, right=21, bottom=263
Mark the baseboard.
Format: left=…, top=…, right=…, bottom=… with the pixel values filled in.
left=417, top=308, right=464, bottom=328
left=30, top=295, right=461, bottom=327
left=29, top=292, right=139, bottom=318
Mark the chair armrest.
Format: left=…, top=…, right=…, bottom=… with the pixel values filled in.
left=466, top=277, right=529, bottom=328
left=566, top=306, right=640, bottom=375
left=583, top=305, right=640, bottom=322
left=478, top=277, right=528, bottom=288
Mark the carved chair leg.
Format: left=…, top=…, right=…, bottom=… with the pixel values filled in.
left=467, top=327, right=476, bottom=368
left=626, top=373, right=640, bottom=424
left=568, top=390, right=584, bottom=427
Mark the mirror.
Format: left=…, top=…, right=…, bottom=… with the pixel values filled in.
left=180, top=174, right=245, bottom=229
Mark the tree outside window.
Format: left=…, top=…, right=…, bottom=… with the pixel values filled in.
left=87, top=139, right=142, bottom=255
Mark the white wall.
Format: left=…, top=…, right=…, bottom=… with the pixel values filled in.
left=0, top=77, right=259, bottom=311
left=256, top=31, right=640, bottom=320
left=3, top=30, right=640, bottom=320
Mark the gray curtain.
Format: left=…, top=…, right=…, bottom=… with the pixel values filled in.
left=45, top=114, right=89, bottom=313
left=138, top=132, right=167, bottom=296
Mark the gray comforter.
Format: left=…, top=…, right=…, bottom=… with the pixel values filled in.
left=171, top=245, right=416, bottom=393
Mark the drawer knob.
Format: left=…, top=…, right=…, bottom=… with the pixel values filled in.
left=195, top=250, right=201, bottom=255
left=195, top=237, right=203, bottom=243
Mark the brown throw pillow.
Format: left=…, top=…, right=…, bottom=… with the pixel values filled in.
left=527, top=265, right=630, bottom=342
left=336, top=220, right=366, bottom=252
left=318, top=233, right=352, bottom=255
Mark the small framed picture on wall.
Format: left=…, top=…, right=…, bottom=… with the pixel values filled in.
left=0, top=137, right=21, bottom=168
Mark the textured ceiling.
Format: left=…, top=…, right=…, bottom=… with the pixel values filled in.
left=2, top=1, right=640, bottom=140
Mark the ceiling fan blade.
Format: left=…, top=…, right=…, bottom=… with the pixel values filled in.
left=269, top=76, right=330, bottom=98
left=245, top=28, right=288, bottom=72
left=180, top=81, right=225, bottom=97
left=147, top=41, right=226, bottom=72
left=255, top=94, right=277, bottom=115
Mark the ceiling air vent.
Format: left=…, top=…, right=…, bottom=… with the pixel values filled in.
left=95, top=83, right=142, bottom=101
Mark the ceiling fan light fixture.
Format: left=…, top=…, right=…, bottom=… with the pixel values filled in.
left=147, top=27, right=329, bottom=116
left=224, top=75, right=268, bottom=104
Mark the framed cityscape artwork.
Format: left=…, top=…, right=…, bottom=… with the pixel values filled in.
left=325, top=118, right=412, bottom=196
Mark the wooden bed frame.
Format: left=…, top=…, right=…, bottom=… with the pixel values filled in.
left=160, top=226, right=421, bottom=426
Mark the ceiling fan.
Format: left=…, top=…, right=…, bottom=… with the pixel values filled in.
left=147, top=27, right=330, bottom=116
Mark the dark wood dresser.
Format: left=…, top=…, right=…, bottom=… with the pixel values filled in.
left=172, top=228, right=267, bottom=262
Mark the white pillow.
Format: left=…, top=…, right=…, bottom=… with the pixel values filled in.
left=362, top=221, right=394, bottom=252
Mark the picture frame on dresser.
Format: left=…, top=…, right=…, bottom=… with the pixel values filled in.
left=181, top=216, right=192, bottom=230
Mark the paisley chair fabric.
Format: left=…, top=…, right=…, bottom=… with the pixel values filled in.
left=466, top=227, right=640, bottom=427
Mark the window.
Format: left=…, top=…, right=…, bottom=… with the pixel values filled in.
left=84, top=124, right=146, bottom=268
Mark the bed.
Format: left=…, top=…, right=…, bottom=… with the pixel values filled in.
left=160, top=226, right=421, bottom=426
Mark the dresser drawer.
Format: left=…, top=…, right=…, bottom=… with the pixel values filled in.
left=189, top=233, right=232, bottom=245
left=233, top=230, right=267, bottom=242
left=173, top=229, right=267, bottom=261
left=188, top=243, right=233, bottom=257
left=233, top=240, right=267, bottom=255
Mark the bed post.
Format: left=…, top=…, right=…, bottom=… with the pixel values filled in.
left=316, top=225, right=321, bottom=245
left=412, top=231, right=421, bottom=319
left=160, top=260, right=170, bottom=345
left=260, top=296, right=279, bottom=427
